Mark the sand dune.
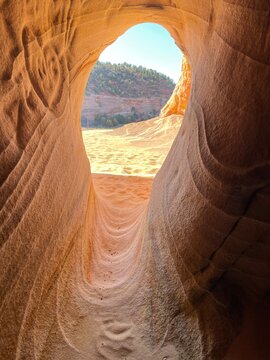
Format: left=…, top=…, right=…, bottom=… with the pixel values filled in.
left=82, top=114, right=182, bottom=178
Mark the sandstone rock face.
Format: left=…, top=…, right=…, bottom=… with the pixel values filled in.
left=161, top=55, right=191, bottom=117
left=0, top=1, right=270, bottom=359
left=82, top=94, right=166, bottom=125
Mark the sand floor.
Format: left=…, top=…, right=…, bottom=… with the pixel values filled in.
left=82, top=115, right=182, bottom=179
left=51, top=117, right=184, bottom=358
left=81, top=115, right=182, bottom=290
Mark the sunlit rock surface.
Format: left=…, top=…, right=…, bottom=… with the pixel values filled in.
left=161, top=55, right=191, bottom=117
left=0, top=1, right=270, bottom=359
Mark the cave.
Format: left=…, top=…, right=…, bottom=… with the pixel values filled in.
left=81, top=23, right=185, bottom=178
left=0, top=1, right=270, bottom=359
left=81, top=22, right=183, bottom=127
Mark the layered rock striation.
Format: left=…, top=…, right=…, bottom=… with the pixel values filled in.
left=0, top=1, right=270, bottom=359
left=81, top=94, right=166, bottom=126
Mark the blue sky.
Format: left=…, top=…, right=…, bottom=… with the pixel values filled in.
left=99, top=23, right=182, bottom=83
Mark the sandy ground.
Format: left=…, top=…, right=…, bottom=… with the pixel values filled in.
left=81, top=116, right=182, bottom=290
left=75, top=147, right=182, bottom=359
left=82, top=115, right=182, bottom=178
left=82, top=115, right=182, bottom=291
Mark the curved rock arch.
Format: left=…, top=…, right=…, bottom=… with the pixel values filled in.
left=0, top=1, right=269, bottom=359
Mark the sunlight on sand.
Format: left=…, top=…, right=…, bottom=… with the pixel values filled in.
left=82, top=114, right=183, bottom=288
left=82, top=115, right=182, bottom=178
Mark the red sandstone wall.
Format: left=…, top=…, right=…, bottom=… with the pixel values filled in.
left=81, top=94, right=166, bottom=125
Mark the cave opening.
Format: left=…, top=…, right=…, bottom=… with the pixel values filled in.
left=80, top=23, right=190, bottom=288
left=80, top=23, right=187, bottom=182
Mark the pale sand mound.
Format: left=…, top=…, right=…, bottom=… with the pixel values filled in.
left=82, top=114, right=182, bottom=178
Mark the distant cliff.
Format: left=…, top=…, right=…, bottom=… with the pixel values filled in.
left=81, top=61, right=176, bottom=127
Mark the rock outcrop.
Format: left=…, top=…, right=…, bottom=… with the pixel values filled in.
left=81, top=94, right=166, bottom=126
left=0, top=1, right=269, bottom=359
left=161, top=55, right=191, bottom=117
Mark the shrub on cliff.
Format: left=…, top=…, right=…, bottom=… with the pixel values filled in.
left=91, top=109, right=160, bottom=128
left=85, top=61, right=175, bottom=98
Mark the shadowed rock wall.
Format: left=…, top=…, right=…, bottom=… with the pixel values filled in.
left=0, top=1, right=269, bottom=359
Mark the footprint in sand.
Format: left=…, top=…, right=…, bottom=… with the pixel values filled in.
left=96, top=318, right=135, bottom=359
left=96, top=316, right=178, bottom=359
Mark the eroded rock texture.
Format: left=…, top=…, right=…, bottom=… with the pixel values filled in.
left=0, top=1, right=270, bottom=359
left=161, top=55, right=191, bottom=117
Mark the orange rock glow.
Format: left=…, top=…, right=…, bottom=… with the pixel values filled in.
left=0, top=1, right=270, bottom=359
